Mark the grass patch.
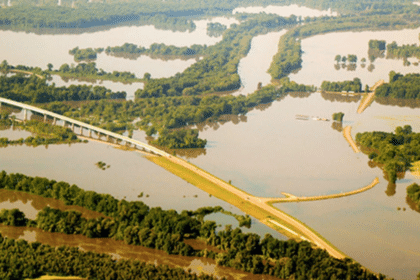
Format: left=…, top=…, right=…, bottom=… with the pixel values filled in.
left=148, top=156, right=324, bottom=242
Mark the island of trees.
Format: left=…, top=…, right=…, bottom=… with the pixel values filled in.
left=375, top=71, right=420, bottom=99
left=356, top=125, right=420, bottom=193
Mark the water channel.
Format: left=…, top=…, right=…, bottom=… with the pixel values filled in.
left=1, top=6, right=420, bottom=279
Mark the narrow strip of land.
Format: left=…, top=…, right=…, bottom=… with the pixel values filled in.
left=261, top=177, right=379, bottom=203
left=149, top=155, right=346, bottom=259
left=343, top=126, right=360, bottom=153
left=357, top=80, right=383, bottom=114
left=9, top=69, right=44, bottom=79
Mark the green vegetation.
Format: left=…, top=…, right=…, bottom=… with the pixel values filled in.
left=0, top=171, right=392, bottom=280
left=105, top=42, right=208, bottom=60
left=268, top=29, right=302, bottom=80
left=321, top=78, right=362, bottom=92
left=0, top=233, right=218, bottom=280
left=369, top=39, right=386, bottom=51
left=407, top=183, right=420, bottom=210
left=0, top=119, right=81, bottom=147
left=137, top=14, right=297, bottom=98
left=356, top=125, right=420, bottom=186
left=207, top=22, right=227, bottom=37
left=386, top=40, right=420, bottom=61
left=332, top=112, right=345, bottom=122
left=95, top=161, right=109, bottom=170
left=69, top=47, right=103, bottom=62
left=0, top=72, right=126, bottom=103
left=151, top=129, right=207, bottom=149
left=376, top=71, right=420, bottom=99
left=55, top=62, right=139, bottom=83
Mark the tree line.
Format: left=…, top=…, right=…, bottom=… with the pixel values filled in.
left=0, top=171, right=394, bottom=280
left=375, top=71, right=420, bottom=99
left=0, top=73, right=126, bottom=103
left=105, top=42, right=208, bottom=60
left=320, top=78, right=362, bottom=92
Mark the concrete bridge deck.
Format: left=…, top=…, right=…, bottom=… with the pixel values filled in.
left=0, top=97, right=169, bottom=157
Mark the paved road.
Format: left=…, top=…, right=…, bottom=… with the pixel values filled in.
left=166, top=156, right=346, bottom=259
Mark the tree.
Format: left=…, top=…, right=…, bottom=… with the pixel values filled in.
left=143, top=72, right=151, bottom=80
left=47, top=63, right=53, bottom=71
left=341, top=56, right=347, bottom=63
left=334, top=55, right=341, bottom=63
left=347, top=54, right=357, bottom=63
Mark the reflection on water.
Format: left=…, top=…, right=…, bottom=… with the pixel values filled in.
left=331, top=121, right=343, bottom=132
left=0, top=189, right=105, bottom=220
left=0, top=224, right=278, bottom=280
left=321, top=92, right=361, bottom=103
left=291, top=27, right=420, bottom=87
left=195, top=114, right=248, bottom=132
left=375, top=96, right=420, bottom=109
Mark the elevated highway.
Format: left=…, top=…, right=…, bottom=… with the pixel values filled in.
left=0, top=97, right=169, bottom=157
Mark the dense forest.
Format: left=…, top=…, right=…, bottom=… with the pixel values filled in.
left=0, top=73, right=126, bottom=102
left=320, top=78, right=362, bottom=92
left=0, top=171, right=392, bottom=280
left=375, top=71, right=420, bottom=99
left=356, top=125, right=420, bottom=186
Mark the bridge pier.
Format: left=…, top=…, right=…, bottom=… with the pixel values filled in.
left=53, top=117, right=56, bottom=125
left=71, top=123, right=74, bottom=131
left=88, top=130, right=92, bottom=138
left=44, top=115, right=47, bottom=123
left=106, top=135, right=110, bottom=141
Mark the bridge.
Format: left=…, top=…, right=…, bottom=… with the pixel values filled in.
left=0, top=97, right=170, bottom=157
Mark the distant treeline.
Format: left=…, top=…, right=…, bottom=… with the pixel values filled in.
left=207, top=22, right=227, bottom=37
left=0, top=0, right=416, bottom=33
left=376, top=71, right=420, bottom=99
left=0, top=171, right=391, bottom=280
left=105, top=42, right=208, bottom=60
left=320, top=78, right=362, bottom=92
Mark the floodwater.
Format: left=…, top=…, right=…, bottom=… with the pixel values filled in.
left=0, top=18, right=233, bottom=79
left=0, top=126, right=286, bottom=241
left=290, top=27, right=420, bottom=88
left=2, top=9, right=420, bottom=279
left=236, top=30, right=288, bottom=95
left=232, top=4, right=338, bottom=17
left=186, top=92, right=420, bottom=279
left=0, top=224, right=280, bottom=280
